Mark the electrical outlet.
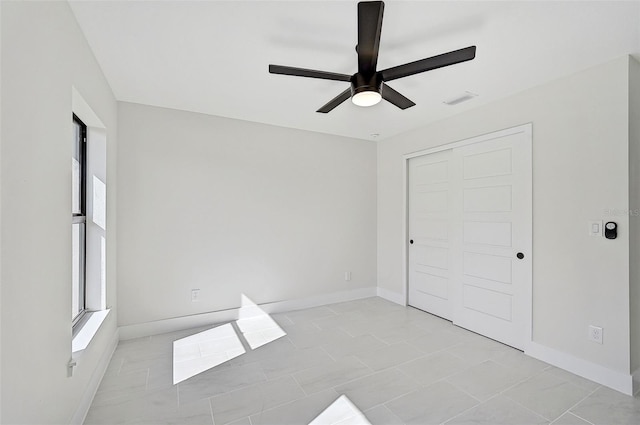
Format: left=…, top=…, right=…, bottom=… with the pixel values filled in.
left=588, top=325, right=603, bottom=344
left=191, top=289, right=200, bottom=302
left=344, top=271, right=351, bottom=281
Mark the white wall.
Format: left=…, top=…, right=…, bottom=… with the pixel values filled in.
left=117, top=102, right=377, bottom=327
left=0, top=2, right=3, bottom=419
left=630, top=56, right=640, bottom=377
left=378, top=57, right=631, bottom=376
left=0, top=2, right=118, bottom=423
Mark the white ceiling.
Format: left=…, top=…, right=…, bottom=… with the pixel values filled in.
left=69, top=1, right=640, bottom=141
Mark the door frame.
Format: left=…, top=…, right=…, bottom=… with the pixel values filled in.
left=402, top=123, right=533, bottom=349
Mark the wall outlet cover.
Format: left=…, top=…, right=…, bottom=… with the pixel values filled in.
left=191, top=289, right=200, bottom=302
left=588, top=325, right=603, bottom=344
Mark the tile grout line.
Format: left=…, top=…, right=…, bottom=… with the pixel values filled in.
left=358, top=385, right=427, bottom=414
left=442, top=378, right=485, bottom=404
left=548, top=385, right=602, bottom=425
left=291, top=371, right=311, bottom=397
left=116, top=357, right=124, bottom=376
left=206, top=371, right=272, bottom=404
left=208, top=397, right=216, bottom=425
left=244, top=379, right=330, bottom=421
left=302, top=360, right=376, bottom=397
left=406, top=338, right=467, bottom=359
left=284, top=335, right=301, bottom=350
left=318, top=345, right=338, bottom=362
left=554, top=411, right=596, bottom=425
left=439, top=388, right=520, bottom=424
left=501, top=375, right=600, bottom=423
left=396, top=363, right=473, bottom=390
left=212, top=375, right=309, bottom=424
left=363, top=404, right=403, bottom=422
left=360, top=352, right=429, bottom=376
left=367, top=332, right=392, bottom=347
left=340, top=356, right=377, bottom=387
left=499, top=394, right=556, bottom=424
left=351, top=354, right=375, bottom=371
left=493, top=357, right=601, bottom=424
left=338, top=325, right=359, bottom=338
left=429, top=358, right=523, bottom=394
left=438, top=359, right=550, bottom=424
left=487, top=350, right=554, bottom=375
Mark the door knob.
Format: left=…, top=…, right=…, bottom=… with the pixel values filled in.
left=409, top=239, right=414, bottom=244
left=516, top=252, right=524, bottom=259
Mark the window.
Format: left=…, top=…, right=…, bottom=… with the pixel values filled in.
left=72, top=114, right=87, bottom=323
left=70, top=90, right=111, bottom=354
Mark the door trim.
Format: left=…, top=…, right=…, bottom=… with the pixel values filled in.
left=402, top=123, right=532, bottom=350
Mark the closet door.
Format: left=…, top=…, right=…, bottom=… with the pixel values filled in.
left=453, top=131, right=532, bottom=349
left=408, top=126, right=532, bottom=349
left=408, top=150, right=454, bottom=320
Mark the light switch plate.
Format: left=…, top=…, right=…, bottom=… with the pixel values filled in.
left=589, top=220, right=602, bottom=237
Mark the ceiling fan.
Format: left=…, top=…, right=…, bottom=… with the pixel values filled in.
left=269, top=1, right=476, bottom=113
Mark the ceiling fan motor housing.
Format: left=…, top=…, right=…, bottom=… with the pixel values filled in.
left=350, top=72, right=382, bottom=98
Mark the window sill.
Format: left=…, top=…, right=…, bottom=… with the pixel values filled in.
left=72, top=309, right=111, bottom=357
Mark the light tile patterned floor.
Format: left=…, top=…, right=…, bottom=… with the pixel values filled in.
left=85, top=297, right=640, bottom=424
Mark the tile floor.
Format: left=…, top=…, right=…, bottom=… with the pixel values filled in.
left=85, top=297, right=640, bottom=425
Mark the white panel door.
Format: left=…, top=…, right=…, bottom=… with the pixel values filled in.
left=453, top=132, right=531, bottom=349
left=408, top=150, right=454, bottom=320
left=408, top=126, right=531, bottom=349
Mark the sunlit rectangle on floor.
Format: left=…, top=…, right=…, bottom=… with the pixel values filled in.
left=310, top=395, right=372, bottom=425
left=236, top=294, right=286, bottom=349
left=172, top=294, right=287, bottom=383
left=173, top=323, right=245, bottom=384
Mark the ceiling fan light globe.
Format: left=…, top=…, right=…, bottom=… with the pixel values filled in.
left=352, top=90, right=382, bottom=107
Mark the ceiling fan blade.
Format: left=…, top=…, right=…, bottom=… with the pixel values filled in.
left=317, top=88, right=352, bottom=113
left=382, top=84, right=415, bottom=110
left=357, top=1, right=384, bottom=76
left=269, top=65, right=351, bottom=82
left=380, top=46, right=476, bottom=82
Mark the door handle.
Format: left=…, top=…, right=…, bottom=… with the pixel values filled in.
left=409, top=239, right=414, bottom=244
left=516, top=252, right=524, bottom=259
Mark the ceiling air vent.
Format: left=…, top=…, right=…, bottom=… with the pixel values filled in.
left=443, top=91, right=478, bottom=105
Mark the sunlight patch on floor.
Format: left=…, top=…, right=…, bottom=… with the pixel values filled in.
left=172, top=323, right=245, bottom=384
left=236, top=294, right=287, bottom=349
left=172, top=294, right=286, bottom=384
left=309, top=395, right=372, bottom=425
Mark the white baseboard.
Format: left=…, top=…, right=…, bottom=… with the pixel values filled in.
left=526, top=341, right=633, bottom=395
left=632, top=367, right=640, bottom=396
left=69, top=327, right=119, bottom=425
left=119, top=287, right=378, bottom=340
left=376, top=287, right=406, bottom=306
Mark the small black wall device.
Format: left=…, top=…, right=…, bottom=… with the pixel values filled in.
left=605, top=222, right=617, bottom=239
